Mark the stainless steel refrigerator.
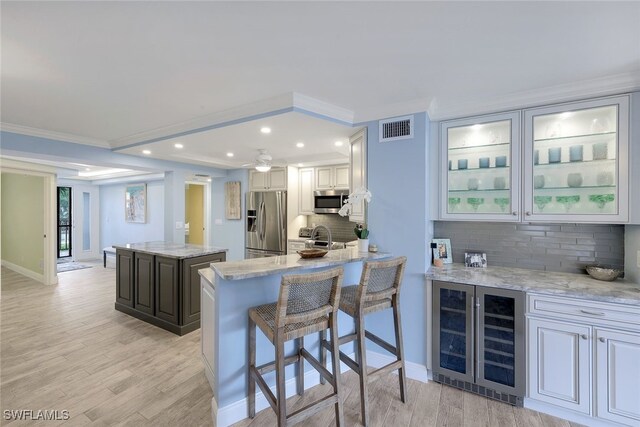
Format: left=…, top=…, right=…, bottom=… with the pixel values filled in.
left=245, top=191, right=287, bottom=258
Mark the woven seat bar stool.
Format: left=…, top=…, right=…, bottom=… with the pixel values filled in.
left=322, top=256, right=407, bottom=426
left=248, top=267, right=345, bottom=427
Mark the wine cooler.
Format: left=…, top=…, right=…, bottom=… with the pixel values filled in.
left=432, top=281, right=525, bottom=406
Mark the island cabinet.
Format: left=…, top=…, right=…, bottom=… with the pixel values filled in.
left=114, top=243, right=226, bottom=336
left=527, top=293, right=640, bottom=426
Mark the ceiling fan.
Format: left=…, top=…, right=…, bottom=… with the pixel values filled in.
left=241, top=149, right=285, bottom=172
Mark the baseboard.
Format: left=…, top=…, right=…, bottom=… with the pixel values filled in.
left=214, top=350, right=428, bottom=427
left=1, top=260, right=45, bottom=284
left=524, top=398, right=623, bottom=427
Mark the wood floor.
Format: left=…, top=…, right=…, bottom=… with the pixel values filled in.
left=1, top=264, right=578, bottom=427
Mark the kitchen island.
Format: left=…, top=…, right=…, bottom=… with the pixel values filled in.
left=114, top=241, right=227, bottom=335
left=199, top=247, right=391, bottom=427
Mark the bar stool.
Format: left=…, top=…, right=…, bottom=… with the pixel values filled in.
left=248, top=267, right=345, bottom=427
left=325, top=256, right=407, bottom=426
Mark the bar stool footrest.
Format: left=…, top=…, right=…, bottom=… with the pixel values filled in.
left=364, top=330, right=398, bottom=356
left=250, top=366, right=278, bottom=412
left=300, top=348, right=336, bottom=387
left=287, top=393, right=340, bottom=426
left=368, top=360, right=403, bottom=383
left=256, top=354, right=301, bottom=375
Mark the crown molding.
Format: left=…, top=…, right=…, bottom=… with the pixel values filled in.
left=0, top=122, right=110, bottom=148
left=110, top=92, right=355, bottom=150
left=428, top=72, right=640, bottom=121
left=353, top=97, right=432, bottom=125
left=0, top=157, right=58, bottom=175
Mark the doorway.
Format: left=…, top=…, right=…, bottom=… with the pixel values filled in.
left=57, top=186, right=72, bottom=259
left=185, top=183, right=205, bottom=245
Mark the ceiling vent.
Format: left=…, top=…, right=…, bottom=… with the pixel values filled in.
left=379, top=115, right=414, bottom=142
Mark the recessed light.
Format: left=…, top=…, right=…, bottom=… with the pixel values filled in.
left=174, top=143, right=184, bottom=149
left=142, top=150, right=151, bottom=155
left=296, top=142, right=304, bottom=148
left=560, top=112, right=573, bottom=119
left=207, top=178, right=212, bottom=182
left=261, top=127, right=271, bottom=134
left=226, top=152, right=234, bottom=157
left=471, top=124, right=482, bottom=130
left=85, top=168, right=91, bottom=171
left=334, top=141, right=344, bottom=147
left=297, top=163, right=304, bottom=167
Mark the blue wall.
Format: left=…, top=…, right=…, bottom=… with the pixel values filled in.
left=211, top=169, right=249, bottom=261
left=364, top=112, right=430, bottom=366
left=100, top=180, right=165, bottom=249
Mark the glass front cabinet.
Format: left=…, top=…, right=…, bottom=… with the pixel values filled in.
left=523, top=95, right=629, bottom=222
left=440, top=95, right=630, bottom=222
left=441, top=112, right=521, bottom=221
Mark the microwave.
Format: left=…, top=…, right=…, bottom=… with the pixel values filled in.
left=314, top=190, right=349, bottom=214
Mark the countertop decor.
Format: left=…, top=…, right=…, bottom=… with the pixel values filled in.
left=426, top=263, right=640, bottom=305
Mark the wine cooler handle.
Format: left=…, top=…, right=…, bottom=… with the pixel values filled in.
left=475, top=296, right=481, bottom=381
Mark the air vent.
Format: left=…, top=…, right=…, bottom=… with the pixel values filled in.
left=379, top=115, right=414, bottom=142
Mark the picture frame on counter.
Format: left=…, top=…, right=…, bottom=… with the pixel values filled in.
left=432, top=239, right=453, bottom=264
left=465, top=252, right=487, bottom=268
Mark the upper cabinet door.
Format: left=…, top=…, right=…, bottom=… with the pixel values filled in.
left=523, top=95, right=629, bottom=223
left=334, top=165, right=350, bottom=189
left=268, top=168, right=287, bottom=190
left=440, top=111, right=521, bottom=221
left=349, top=128, right=367, bottom=223
left=315, top=167, right=333, bottom=190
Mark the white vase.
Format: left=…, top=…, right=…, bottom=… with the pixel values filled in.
left=357, top=238, right=369, bottom=252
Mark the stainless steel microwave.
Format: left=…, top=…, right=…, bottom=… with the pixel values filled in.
left=314, top=190, right=349, bottom=214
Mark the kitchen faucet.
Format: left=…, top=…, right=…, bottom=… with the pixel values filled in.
left=311, top=225, right=332, bottom=250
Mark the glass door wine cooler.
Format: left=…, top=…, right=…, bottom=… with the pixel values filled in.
left=433, top=281, right=525, bottom=406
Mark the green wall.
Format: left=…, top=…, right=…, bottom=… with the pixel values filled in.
left=1, top=172, right=45, bottom=275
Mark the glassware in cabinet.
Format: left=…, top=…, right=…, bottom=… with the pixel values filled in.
left=441, top=111, right=521, bottom=220
left=523, top=95, right=629, bottom=222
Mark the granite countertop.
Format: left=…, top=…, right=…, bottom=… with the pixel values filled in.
left=113, top=241, right=228, bottom=259
left=212, top=247, right=391, bottom=280
left=426, top=263, right=640, bottom=305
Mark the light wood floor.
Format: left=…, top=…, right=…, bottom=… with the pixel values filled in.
left=1, top=265, right=578, bottom=427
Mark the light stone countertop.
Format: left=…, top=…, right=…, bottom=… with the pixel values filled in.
left=426, top=263, right=640, bottom=305
left=112, top=241, right=228, bottom=259
left=212, top=247, right=391, bottom=280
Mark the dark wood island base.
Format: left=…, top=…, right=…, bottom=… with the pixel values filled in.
left=114, top=243, right=226, bottom=336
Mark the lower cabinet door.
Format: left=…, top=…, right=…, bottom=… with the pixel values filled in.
left=182, top=254, right=224, bottom=325
left=155, top=256, right=180, bottom=325
left=134, top=252, right=154, bottom=315
left=528, top=318, right=591, bottom=414
left=595, top=328, right=640, bottom=425
left=116, top=250, right=134, bottom=307
left=201, top=279, right=216, bottom=386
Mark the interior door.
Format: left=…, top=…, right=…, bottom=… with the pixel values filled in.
left=72, top=184, right=100, bottom=261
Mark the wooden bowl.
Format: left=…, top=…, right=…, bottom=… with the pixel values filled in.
left=297, top=249, right=328, bottom=259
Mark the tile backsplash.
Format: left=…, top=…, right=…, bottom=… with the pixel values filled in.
left=434, top=221, right=624, bottom=274
left=307, top=214, right=358, bottom=243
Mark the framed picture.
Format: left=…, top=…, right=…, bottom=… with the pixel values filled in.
left=465, top=252, right=487, bottom=268
left=432, top=239, right=453, bottom=264
left=125, top=183, right=146, bottom=223
left=225, top=181, right=241, bottom=220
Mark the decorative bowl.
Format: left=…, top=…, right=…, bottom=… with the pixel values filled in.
left=586, top=265, right=621, bottom=282
left=297, top=249, right=328, bottom=259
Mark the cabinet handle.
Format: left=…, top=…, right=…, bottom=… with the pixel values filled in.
left=525, top=211, right=531, bottom=216
left=580, top=334, right=588, bottom=340
left=511, top=211, right=518, bottom=216
left=599, top=337, right=606, bottom=343
left=580, top=309, right=605, bottom=316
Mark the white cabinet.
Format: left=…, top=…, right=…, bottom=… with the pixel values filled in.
left=315, top=165, right=349, bottom=190
left=440, top=95, right=630, bottom=223
left=249, top=167, right=288, bottom=191
left=201, top=275, right=216, bottom=390
left=528, top=318, right=591, bottom=414
left=595, top=328, right=640, bottom=425
left=298, top=168, right=315, bottom=215
left=441, top=111, right=521, bottom=221
left=523, top=95, right=629, bottom=223
left=527, top=293, right=640, bottom=426
left=349, top=129, right=367, bottom=223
